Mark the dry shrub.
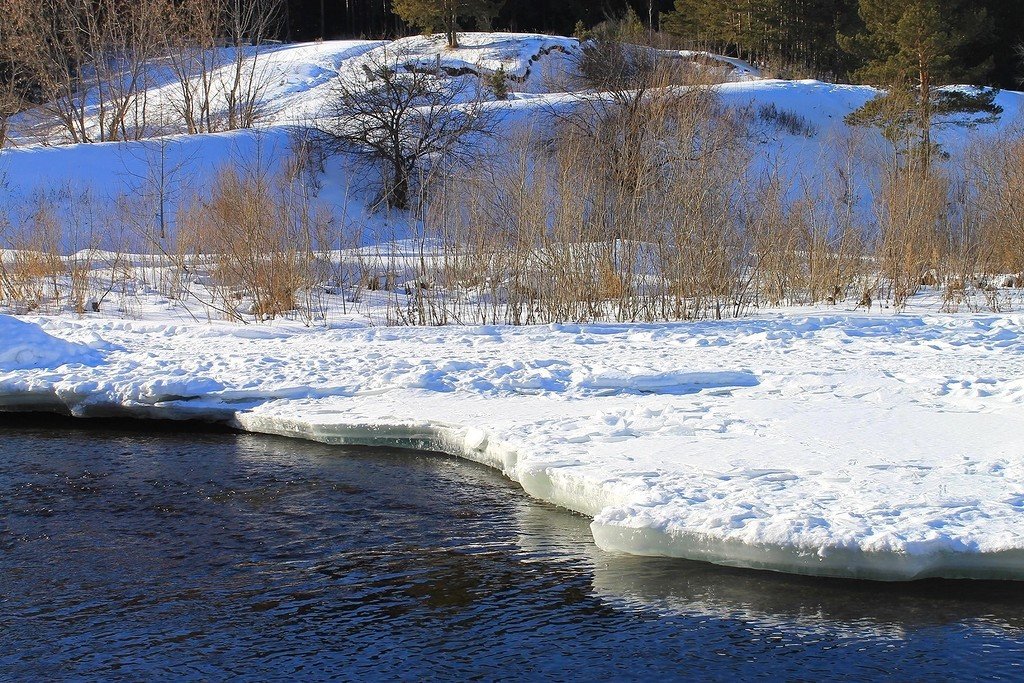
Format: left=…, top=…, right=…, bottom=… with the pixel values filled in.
left=970, top=133, right=1024, bottom=275
left=1, top=200, right=65, bottom=312
left=407, top=67, right=752, bottom=325
left=0, top=186, right=143, bottom=316
left=874, top=158, right=948, bottom=309
left=748, top=133, right=869, bottom=308
left=177, top=161, right=330, bottom=322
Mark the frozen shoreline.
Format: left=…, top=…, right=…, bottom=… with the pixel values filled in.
left=3, top=308, right=1024, bottom=581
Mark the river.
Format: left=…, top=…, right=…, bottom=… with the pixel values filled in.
left=2, top=419, right=1023, bottom=680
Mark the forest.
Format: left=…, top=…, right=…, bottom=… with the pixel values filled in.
left=281, top=0, right=1024, bottom=88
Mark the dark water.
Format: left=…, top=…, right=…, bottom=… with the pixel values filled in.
left=2, top=422, right=1024, bottom=681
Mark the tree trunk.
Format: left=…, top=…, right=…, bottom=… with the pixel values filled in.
left=392, top=162, right=410, bottom=210
left=919, top=52, right=932, bottom=169
left=446, top=3, right=458, bottom=48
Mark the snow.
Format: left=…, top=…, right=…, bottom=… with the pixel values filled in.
left=0, top=35, right=587, bottom=249
left=3, top=33, right=1021, bottom=253
left=2, top=307, right=1024, bottom=581
left=665, top=50, right=762, bottom=80
left=0, top=316, right=104, bottom=371
left=0, top=77, right=1004, bottom=253
left=3, top=32, right=1024, bottom=581
left=340, top=33, right=580, bottom=91
left=7, top=40, right=385, bottom=143
left=3, top=34, right=577, bottom=146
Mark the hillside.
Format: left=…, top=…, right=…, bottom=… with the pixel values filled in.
left=3, top=32, right=1019, bottom=253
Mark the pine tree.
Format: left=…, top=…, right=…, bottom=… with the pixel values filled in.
left=840, top=0, right=1000, bottom=164
left=393, top=0, right=504, bottom=48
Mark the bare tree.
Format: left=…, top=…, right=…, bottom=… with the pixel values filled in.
left=221, top=0, right=283, bottom=131
left=1, top=0, right=282, bottom=143
left=158, top=0, right=282, bottom=135
left=2, top=0, right=166, bottom=143
left=161, top=0, right=221, bottom=134
left=553, top=28, right=728, bottom=242
left=0, top=50, right=27, bottom=148
left=316, top=49, right=493, bottom=211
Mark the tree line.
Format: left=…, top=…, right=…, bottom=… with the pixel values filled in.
left=281, top=0, right=670, bottom=43
left=281, top=0, right=1023, bottom=87
left=1, top=0, right=1022, bottom=148
left=665, top=0, right=1024, bottom=87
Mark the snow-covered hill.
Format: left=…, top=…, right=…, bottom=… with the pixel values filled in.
left=3, top=33, right=581, bottom=145
left=5, top=32, right=1019, bottom=251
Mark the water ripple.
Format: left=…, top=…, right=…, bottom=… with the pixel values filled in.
left=1, top=421, right=1023, bottom=680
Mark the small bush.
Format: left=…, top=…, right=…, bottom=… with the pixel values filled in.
left=177, top=162, right=331, bottom=322
left=757, top=103, right=818, bottom=137
left=485, top=65, right=510, bottom=100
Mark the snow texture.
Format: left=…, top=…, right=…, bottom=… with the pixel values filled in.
left=0, top=316, right=104, bottom=370
left=2, top=309, right=1024, bottom=581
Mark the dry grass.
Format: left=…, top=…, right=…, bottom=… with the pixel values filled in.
left=175, top=157, right=331, bottom=322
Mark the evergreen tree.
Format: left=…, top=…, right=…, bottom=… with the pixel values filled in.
left=975, top=0, right=1024, bottom=89
left=393, top=0, right=504, bottom=47
left=840, top=0, right=1001, bottom=163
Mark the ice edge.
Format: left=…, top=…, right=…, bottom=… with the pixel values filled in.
left=4, top=391, right=1024, bottom=583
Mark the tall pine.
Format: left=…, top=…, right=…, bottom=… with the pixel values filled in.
left=663, top=0, right=857, bottom=76
left=840, top=0, right=1000, bottom=163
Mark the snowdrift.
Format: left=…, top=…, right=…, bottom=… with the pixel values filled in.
left=0, top=316, right=104, bottom=371
left=3, top=310, right=1024, bottom=581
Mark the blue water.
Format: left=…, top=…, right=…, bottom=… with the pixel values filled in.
left=1, top=420, right=1023, bottom=681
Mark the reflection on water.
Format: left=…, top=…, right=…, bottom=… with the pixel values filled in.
left=1, top=420, right=1023, bottom=680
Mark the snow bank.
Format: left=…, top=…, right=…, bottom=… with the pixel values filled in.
left=0, top=315, right=104, bottom=370
left=2, top=310, right=1024, bottom=581
left=3, top=31, right=1024, bottom=580
left=663, top=49, right=762, bottom=81
left=340, top=33, right=579, bottom=92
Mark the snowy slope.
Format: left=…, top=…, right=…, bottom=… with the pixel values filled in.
left=2, top=33, right=1021, bottom=250
left=0, top=34, right=586, bottom=248
left=3, top=33, right=578, bottom=144
left=7, top=40, right=384, bottom=143
left=3, top=307, right=1024, bottom=581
